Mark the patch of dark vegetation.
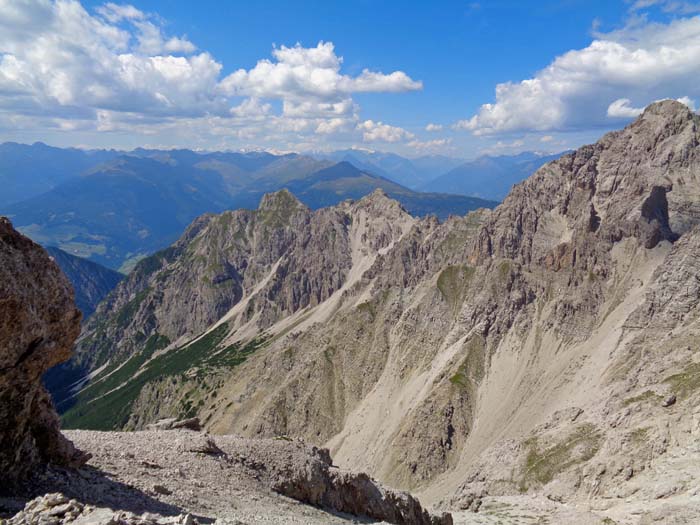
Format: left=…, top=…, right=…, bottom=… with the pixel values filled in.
left=623, top=390, right=662, bottom=406
left=665, top=362, right=700, bottom=400
left=449, top=336, right=485, bottom=392
left=356, top=301, right=376, bottom=319
left=132, top=246, right=178, bottom=278
left=62, top=324, right=269, bottom=430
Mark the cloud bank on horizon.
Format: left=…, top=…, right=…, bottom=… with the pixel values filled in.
left=1, top=0, right=700, bottom=156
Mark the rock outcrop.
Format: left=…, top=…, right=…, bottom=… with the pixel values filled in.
left=251, top=438, right=452, bottom=525
left=7, top=493, right=196, bottom=525
left=0, top=218, right=88, bottom=488
left=6, top=429, right=450, bottom=525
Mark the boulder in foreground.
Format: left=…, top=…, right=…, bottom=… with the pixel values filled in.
left=0, top=217, right=88, bottom=488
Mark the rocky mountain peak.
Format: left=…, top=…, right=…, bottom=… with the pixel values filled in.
left=476, top=100, right=700, bottom=266
left=637, top=98, right=695, bottom=123
left=352, top=188, right=410, bottom=218
left=611, top=99, right=699, bottom=170
left=257, top=188, right=308, bottom=214
left=357, top=187, right=392, bottom=205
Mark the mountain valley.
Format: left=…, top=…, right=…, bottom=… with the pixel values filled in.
left=37, top=100, right=700, bottom=523
left=46, top=247, right=123, bottom=318
left=4, top=1, right=700, bottom=522
left=422, top=152, right=566, bottom=201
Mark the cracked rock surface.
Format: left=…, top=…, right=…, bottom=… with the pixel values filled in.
left=0, top=218, right=87, bottom=487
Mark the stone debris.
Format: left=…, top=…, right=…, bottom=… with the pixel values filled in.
left=662, top=394, right=677, bottom=407
left=4, top=493, right=198, bottom=525
left=4, top=430, right=451, bottom=525
left=151, top=486, right=171, bottom=497
left=178, top=434, right=223, bottom=456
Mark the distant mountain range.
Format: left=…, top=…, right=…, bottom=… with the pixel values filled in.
left=0, top=142, right=119, bottom=207
left=0, top=143, right=498, bottom=270
left=316, top=149, right=465, bottom=189
left=421, top=151, right=566, bottom=200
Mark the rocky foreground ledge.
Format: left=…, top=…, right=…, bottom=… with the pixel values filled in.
left=2, top=428, right=451, bottom=525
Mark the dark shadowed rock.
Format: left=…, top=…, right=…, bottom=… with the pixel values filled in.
left=0, top=217, right=88, bottom=488
left=45, top=247, right=123, bottom=318
left=663, top=394, right=677, bottom=407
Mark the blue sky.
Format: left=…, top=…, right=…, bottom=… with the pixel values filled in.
left=115, top=1, right=624, bottom=123
left=1, top=0, right=699, bottom=158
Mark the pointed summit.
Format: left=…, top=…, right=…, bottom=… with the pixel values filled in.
left=355, top=188, right=406, bottom=212
left=626, top=99, right=697, bottom=142
left=638, top=99, right=695, bottom=122
left=257, top=189, right=308, bottom=213
left=362, top=187, right=391, bottom=202
left=351, top=188, right=414, bottom=228
left=256, top=189, right=309, bottom=228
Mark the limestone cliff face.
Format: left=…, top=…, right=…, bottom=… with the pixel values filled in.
left=83, top=190, right=353, bottom=363
left=0, top=218, right=87, bottom=488
left=206, top=100, right=700, bottom=496
left=54, top=101, right=700, bottom=506
left=54, top=188, right=416, bottom=429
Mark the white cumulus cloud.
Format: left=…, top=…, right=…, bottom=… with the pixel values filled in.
left=425, top=123, right=443, bottom=132
left=676, top=95, right=697, bottom=110
left=95, top=2, right=144, bottom=22
left=0, top=0, right=223, bottom=119
left=357, top=120, right=415, bottom=143
left=608, top=96, right=696, bottom=118
left=219, top=41, right=421, bottom=111
left=0, top=1, right=422, bottom=148
left=315, top=118, right=351, bottom=135
left=630, top=1, right=700, bottom=14
left=607, top=98, right=645, bottom=118
left=458, top=15, right=700, bottom=135
left=229, top=97, right=271, bottom=118
left=407, top=137, right=452, bottom=151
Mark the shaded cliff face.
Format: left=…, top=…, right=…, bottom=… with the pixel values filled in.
left=53, top=101, right=700, bottom=512
left=0, top=218, right=87, bottom=488
left=45, top=247, right=123, bottom=318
